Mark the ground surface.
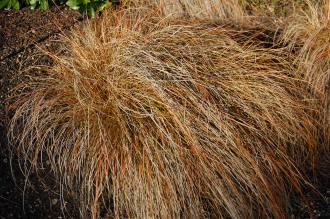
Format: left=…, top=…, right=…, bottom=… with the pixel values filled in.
left=0, top=6, right=80, bottom=218
left=0, top=6, right=329, bottom=219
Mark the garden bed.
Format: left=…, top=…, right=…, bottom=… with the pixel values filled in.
left=0, top=7, right=80, bottom=218
left=0, top=6, right=329, bottom=219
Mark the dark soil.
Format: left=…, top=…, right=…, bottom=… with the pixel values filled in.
left=0, top=6, right=329, bottom=219
left=0, top=6, right=81, bottom=219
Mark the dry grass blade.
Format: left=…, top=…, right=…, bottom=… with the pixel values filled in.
left=8, top=9, right=321, bottom=219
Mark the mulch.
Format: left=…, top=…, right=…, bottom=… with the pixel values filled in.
left=0, top=6, right=329, bottom=219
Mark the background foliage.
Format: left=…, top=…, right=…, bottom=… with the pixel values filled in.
left=0, top=0, right=120, bottom=17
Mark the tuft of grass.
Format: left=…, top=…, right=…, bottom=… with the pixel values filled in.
left=242, top=0, right=306, bottom=16
left=281, top=0, right=330, bottom=150
left=129, top=0, right=309, bottom=26
left=8, top=8, right=322, bottom=219
left=156, top=0, right=245, bottom=21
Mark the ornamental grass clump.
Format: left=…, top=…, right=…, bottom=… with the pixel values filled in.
left=151, top=0, right=244, bottom=21
left=9, top=9, right=320, bottom=219
left=281, top=0, right=330, bottom=149
left=130, top=0, right=308, bottom=27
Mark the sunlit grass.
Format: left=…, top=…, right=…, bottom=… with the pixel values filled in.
left=8, top=7, right=326, bottom=218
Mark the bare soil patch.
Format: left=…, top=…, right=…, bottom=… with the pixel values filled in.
left=0, top=6, right=80, bottom=218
